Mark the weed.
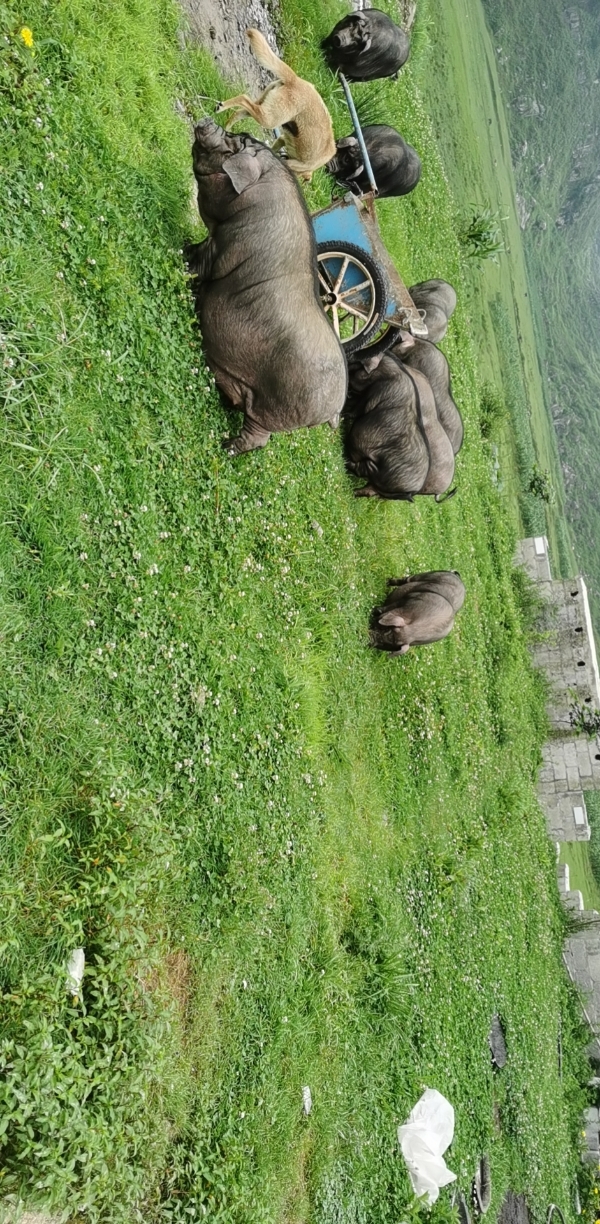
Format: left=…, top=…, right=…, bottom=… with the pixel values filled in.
left=459, top=206, right=507, bottom=262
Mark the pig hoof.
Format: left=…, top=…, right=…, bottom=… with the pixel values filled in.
left=222, top=435, right=242, bottom=456
left=328, top=413, right=340, bottom=430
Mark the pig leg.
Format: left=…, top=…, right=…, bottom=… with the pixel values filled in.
left=184, top=238, right=216, bottom=285
left=211, top=372, right=271, bottom=456
left=224, top=415, right=272, bottom=456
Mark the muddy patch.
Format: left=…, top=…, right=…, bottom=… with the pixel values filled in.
left=178, top=0, right=281, bottom=94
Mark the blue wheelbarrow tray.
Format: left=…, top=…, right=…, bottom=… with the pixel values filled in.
left=312, top=191, right=428, bottom=339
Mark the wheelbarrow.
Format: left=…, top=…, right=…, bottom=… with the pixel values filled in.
left=311, top=75, right=428, bottom=354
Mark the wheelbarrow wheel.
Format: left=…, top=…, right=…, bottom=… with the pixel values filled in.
left=316, top=241, right=388, bottom=353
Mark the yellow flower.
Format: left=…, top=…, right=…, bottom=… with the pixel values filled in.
left=19, top=26, right=34, bottom=47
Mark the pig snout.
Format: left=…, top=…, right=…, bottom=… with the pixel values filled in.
left=193, top=118, right=225, bottom=149
left=333, top=28, right=353, bottom=47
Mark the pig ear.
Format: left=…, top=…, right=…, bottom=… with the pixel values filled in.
left=223, top=151, right=262, bottom=194
left=360, top=352, right=384, bottom=373
left=394, top=330, right=416, bottom=357
left=378, top=611, right=406, bottom=627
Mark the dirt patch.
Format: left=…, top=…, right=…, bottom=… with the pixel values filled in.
left=178, top=0, right=281, bottom=95
left=176, top=0, right=415, bottom=101
left=9, top=1216, right=61, bottom=1224
left=498, top=1192, right=531, bottom=1224
left=162, top=949, right=192, bottom=1018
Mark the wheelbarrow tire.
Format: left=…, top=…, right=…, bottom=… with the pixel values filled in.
left=353, top=323, right=399, bottom=359
left=316, top=241, right=388, bottom=354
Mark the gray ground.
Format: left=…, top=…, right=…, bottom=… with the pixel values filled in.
left=176, top=0, right=415, bottom=97
left=178, top=0, right=281, bottom=94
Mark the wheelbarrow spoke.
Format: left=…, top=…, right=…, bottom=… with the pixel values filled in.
left=318, top=268, right=335, bottom=293
left=333, top=255, right=350, bottom=293
left=338, top=279, right=371, bottom=300
left=330, top=304, right=341, bottom=338
left=341, top=301, right=370, bottom=322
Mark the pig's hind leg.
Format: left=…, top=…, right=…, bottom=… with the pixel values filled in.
left=210, top=368, right=272, bottom=456
left=184, top=238, right=216, bottom=285
left=224, top=415, right=272, bottom=456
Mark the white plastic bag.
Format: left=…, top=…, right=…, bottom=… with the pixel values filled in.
left=65, top=948, right=85, bottom=998
left=397, top=1088, right=456, bottom=1204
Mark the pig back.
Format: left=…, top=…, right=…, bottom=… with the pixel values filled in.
left=398, top=340, right=463, bottom=454
left=404, top=367, right=454, bottom=496
left=387, top=571, right=465, bottom=612
left=347, top=353, right=415, bottom=416
left=390, top=588, right=456, bottom=644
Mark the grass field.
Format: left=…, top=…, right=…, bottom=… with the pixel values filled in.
left=418, top=0, right=577, bottom=576
left=559, top=843, right=600, bottom=914
left=0, top=0, right=591, bottom=1220
left=480, top=0, right=600, bottom=613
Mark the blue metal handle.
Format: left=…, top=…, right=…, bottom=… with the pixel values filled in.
left=338, top=73, right=378, bottom=196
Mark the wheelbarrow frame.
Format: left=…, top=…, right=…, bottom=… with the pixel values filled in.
left=311, top=73, right=428, bottom=346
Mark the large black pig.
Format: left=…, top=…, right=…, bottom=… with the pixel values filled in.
left=346, top=352, right=455, bottom=500
left=186, top=119, right=347, bottom=455
left=408, top=279, right=457, bottom=343
left=371, top=571, right=465, bottom=655
left=327, top=125, right=421, bottom=198
left=345, top=355, right=429, bottom=499
left=391, top=337, right=464, bottom=454
left=322, top=10, right=410, bottom=81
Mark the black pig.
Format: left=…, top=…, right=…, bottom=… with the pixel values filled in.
left=346, top=352, right=455, bottom=500
left=391, top=337, right=463, bottom=454
left=408, top=279, right=457, bottom=343
left=186, top=119, right=347, bottom=455
left=345, top=355, right=430, bottom=498
left=322, top=10, right=409, bottom=81
left=327, top=125, right=421, bottom=197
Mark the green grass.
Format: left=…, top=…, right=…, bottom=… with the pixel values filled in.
left=559, top=843, right=600, bottom=914
left=415, top=0, right=577, bottom=578
left=0, top=0, right=590, bottom=1220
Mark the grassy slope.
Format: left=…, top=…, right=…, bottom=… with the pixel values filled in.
left=480, top=0, right=600, bottom=611
left=418, top=0, right=577, bottom=576
left=0, top=0, right=587, bottom=1220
